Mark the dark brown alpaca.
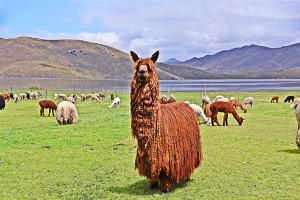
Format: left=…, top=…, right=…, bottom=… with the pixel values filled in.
left=271, top=96, right=279, bottom=103
left=210, top=101, right=244, bottom=126
left=39, top=100, right=57, bottom=117
left=130, top=51, right=202, bottom=192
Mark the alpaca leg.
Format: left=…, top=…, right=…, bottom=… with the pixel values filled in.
left=223, top=113, right=228, bottom=126
left=159, top=174, right=173, bottom=193
left=296, top=129, right=300, bottom=149
left=40, top=108, right=44, bottom=117
left=48, top=108, right=51, bottom=117
left=211, top=113, right=217, bottom=126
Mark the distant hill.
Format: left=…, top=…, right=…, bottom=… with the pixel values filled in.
left=178, top=44, right=300, bottom=74
left=1, top=37, right=300, bottom=79
left=163, top=58, right=182, bottom=64
left=0, top=37, right=133, bottom=79
left=0, top=37, right=224, bottom=80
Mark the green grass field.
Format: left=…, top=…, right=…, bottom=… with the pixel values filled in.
left=0, top=91, right=299, bottom=199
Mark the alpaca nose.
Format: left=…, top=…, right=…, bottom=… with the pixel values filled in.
left=139, top=69, right=146, bottom=75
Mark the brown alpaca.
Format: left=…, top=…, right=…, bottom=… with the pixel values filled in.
left=271, top=96, right=279, bottom=103
left=210, top=101, right=244, bottom=126
left=230, top=99, right=247, bottom=113
left=130, top=51, right=202, bottom=192
left=39, top=100, right=57, bottom=117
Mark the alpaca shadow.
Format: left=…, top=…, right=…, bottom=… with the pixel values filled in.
left=108, top=179, right=192, bottom=196
left=278, top=149, right=300, bottom=154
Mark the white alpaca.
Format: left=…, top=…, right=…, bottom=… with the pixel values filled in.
left=109, top=97, right=120, bottom=109
left=56, top=101, right=78, bottom=125
left=213, top=95, right=225, bottom=102
left=244, top=97, right=254, bottom=108
left=54, top=93, right=67, bottom=100
left=201, top=95, right=212, bottom=107
left=185, top=101, right=211, bottom=125
left=66, top=96, right=75, bottom=104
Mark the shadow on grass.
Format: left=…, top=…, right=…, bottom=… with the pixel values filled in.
left=278, top=149, right=300, bottom=154
left=108, top=179, right=192, bottom=195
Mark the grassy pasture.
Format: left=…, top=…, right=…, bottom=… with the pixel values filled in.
left=0, top=90, right=299, bottom=199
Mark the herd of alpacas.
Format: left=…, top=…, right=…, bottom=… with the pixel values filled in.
left=0, top=51, right=300, bottom=192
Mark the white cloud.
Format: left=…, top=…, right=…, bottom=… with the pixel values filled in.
left=33, top=30, right=120, bottom=46
left=77, top=32, right=119, bottom=46
left=71, top=0, right=300, bottom=60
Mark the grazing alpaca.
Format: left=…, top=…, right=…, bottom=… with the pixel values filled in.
left=54, top=93, right=67, bottom=101
left=210, top=101, right=244, bottom=126
left=56, top=101, right=78, bottom=125
left=293, top=104, right=300, bottom=148
left=185, top=102, right=211, bottom=125
left=201, top=95, right=212, bottom=108
left=271, top=96, right=279, bottom=103
left=39, top=100, right=57, bottom=117
left=243, top=97, right=254, bottom=108
left=30, top=91, right=42, bottom=100
left=109, top=97, right=120, bottom=109
left=284, top=95, right=295, bottom=103
left=130, top=51, right=202, bottom=192
left=0, top=96, right=5, bottom=110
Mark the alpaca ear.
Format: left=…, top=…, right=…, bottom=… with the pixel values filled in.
left=130, top=51, right=139, bottom=62
left=151, top=50, right=159, bottom=63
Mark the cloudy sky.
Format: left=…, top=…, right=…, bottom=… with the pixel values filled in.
left=1, top=0, right=300, bottom=61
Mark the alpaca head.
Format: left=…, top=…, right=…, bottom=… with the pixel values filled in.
left=130, top=51, right=159, bottom=84
left=238, top=117, right=244, bottom=125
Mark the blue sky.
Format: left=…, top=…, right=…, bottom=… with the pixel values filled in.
left=1, top=0, right=300, bottom=61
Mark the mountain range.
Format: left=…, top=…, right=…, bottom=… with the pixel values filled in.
left=1, top=37, right=300, bottom=79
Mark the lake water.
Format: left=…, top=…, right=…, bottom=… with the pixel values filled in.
left=0, top=78, right=300, bottom=91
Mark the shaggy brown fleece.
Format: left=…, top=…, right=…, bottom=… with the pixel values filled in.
left=130, top=51, right=202, bottom=192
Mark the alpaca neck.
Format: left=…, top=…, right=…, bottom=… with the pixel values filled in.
left=232, top=110, right=242, bottom=123
left=130, top=74, right=160, bottom=143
